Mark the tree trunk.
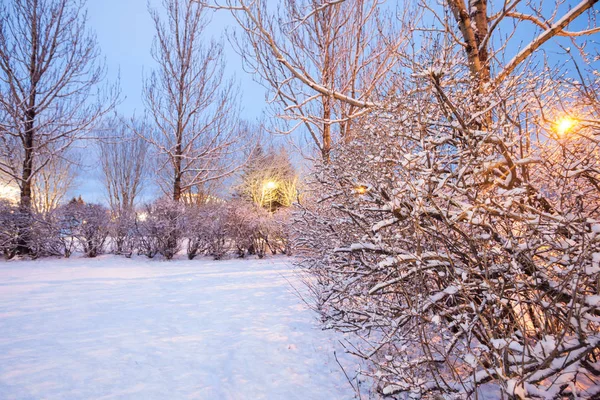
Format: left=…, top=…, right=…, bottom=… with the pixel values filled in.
left=20, top=115, right=35, bottom=211
left=469, top=0, right=490, bottom=83
left=173, top=138, right=183, bottom=202
left=173, top=167, right=182, bottom=202
left=322, top=98, right=332, bottom=163
left=447, top=0, right=490, bottom=85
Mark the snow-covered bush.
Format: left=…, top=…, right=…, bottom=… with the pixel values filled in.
left=202, top=203, right=229, bottom=260
left=295, top=67, right=600, bottom=398
left=53, top=200, right=110, bottom=257
left=226, top=200, right=256, bottom=257
left=246, top=207, right=272, bottom=259
left=51, top=202, right=80, bottom=257
left=109, top=211, right=137, bottom=257
left=0, top=202, right=57, bottom=259
left=183, top=199, right=291, bottom=260
left=77, top=204, right=110, bottom=257
left=183, top=204, right=211, bottom=260
left=225, top=200, right=274, bottom=258
left=0, top=200, right=25, bottom=259
left=269, top=208, right=294, bottom=255
left=26, top=213, right=62, bottom=258
left=136, top=199, right=184, bottom=259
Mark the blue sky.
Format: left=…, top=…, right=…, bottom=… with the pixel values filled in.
left=86, top=0, right=266, bottom=118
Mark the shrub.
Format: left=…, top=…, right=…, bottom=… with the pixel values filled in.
left=184, top=205, right=204, bottom=259
left=137, top=199, right=184, bottom=259
left=226, top=200, right=257, bottom=258
left=53, top=201, right=110, bottom=257
left=270, top=208, right=293, bottom=255
left=202, top=203, right=229, bottom=260
left=109, top=211, right=137, bottom=257
left=77, top=204, right=110, bottom=257
left=0, top=200, right=23, bottom=259
left=52, top=203, right=80, bottom=257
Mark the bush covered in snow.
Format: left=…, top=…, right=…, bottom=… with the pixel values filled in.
left=1, top=195, right=294, bottom=261
left=0, top=200, right=27, bottom=259
left=52, top=199, right=110, bottom=258
left=184, top=202, right=232, bottom=260
left=294, top=68, right=600, bottom=398
left=131, top=198, right=289, bottom=261
left=109, top=210, right=137, bottom=257
left=136, top=199, right=185, bottom=260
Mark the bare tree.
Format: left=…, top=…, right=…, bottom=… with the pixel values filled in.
left=98, top=118, right=149, bottom=215
left=0, top=0, right=114, bottom=214
left=143, top=0, right=244, bottom=202
left=31, top=148, right=78, bottom=214
left=201, top=0, right=405, bottom=161
left=440, top=0, right=599, bottom=94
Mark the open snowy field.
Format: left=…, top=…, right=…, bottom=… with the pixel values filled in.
left=0, top=256, right=363, bottom=400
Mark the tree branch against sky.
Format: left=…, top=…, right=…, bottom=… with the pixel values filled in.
left=199, top=0, right=598, bottom=149
left=0, top=0, right=116, bottom=212
left=199, top=0, right=407, bottom=161
left=31, top=148, right=78, bottom=214
left=439, top=0, right=599, bottom=88
left=143, top=0, right=247, bottom=201
left=98, top=117, right=149, bottom=215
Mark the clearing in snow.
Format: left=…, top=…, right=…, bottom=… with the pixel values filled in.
left=0, top=256, right=362, bottom=400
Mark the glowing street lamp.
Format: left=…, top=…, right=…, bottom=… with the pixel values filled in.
left=354, top=185, right=368, bottom=195
left=262, top=180, right=279, bottom=212
left=264, top=180, right=278, bottom=190
left=137, top=212, right=148, bottom=222
left=555, top=116, right=577, bottom=137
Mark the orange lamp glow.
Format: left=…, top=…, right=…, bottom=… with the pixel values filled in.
left=556, top=117, right=577, bottom=137
left=354, top=185, right=368, bottom=195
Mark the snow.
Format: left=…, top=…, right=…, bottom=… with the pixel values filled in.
left=585, top=295, right=600, bottom=307
left=0, top=256, right=361, bottom=400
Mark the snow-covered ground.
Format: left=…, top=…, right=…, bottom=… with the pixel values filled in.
left=0, top=256, right=363, bottom=400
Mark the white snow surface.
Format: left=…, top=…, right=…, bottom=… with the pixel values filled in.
left=0, top=255, right=362, bottom=400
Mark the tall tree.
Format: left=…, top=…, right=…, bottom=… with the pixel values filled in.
left=202, top=0, right=405, bottom=161
left=98, top=118, right=149, bottom=215
left=143, top=0, right=243, bottom=202
left=0, top=0, right=113, bottom=212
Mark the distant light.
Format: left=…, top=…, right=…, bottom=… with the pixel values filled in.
left=264, top=181, right=278, bottom=190
left=137, top=212, right=148, bottom=222
left=556, top=117, right=577, bottom=137
left=354, top=185, right=368, bottom=195
left=0, top=183, right=19, bottom=205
